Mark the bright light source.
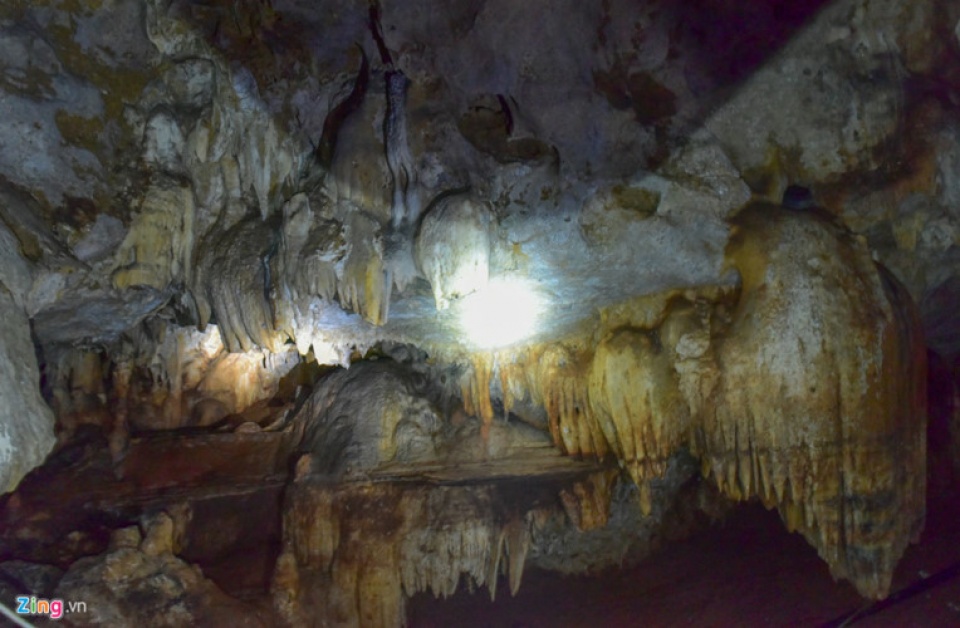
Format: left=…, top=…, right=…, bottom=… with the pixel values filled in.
left=458, top=277, right=543, bottom=349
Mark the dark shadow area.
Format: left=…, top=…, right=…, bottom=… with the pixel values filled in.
left=672, top=0, right=833, bottom=100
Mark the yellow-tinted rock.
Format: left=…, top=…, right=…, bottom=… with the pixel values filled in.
left=454, top=205, right=926, bottom=599
left=703, top=205, right=926, bottom=599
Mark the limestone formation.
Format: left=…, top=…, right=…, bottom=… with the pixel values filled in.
left=454, top=205, right=926, bottom=598
left=0, top=287, right=56, bottom=494
left=54, top=517, right=267, bottom=627
left=0, top=0, right=955, bottom=624
left=706, top=208, right=926, bottom=598
left=416, top=193, right=493, bottom=310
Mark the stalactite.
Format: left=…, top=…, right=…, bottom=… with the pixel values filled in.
left=336, top=210, right=391, bottom=326
left=448, top=206, right=925, bottom=599
left=49, top=323, right=301, bottom=435
left=384, top=70, right=421, bottom=230
left=588, top=327, right=690, bottom=484
left=465, top=354, right=495, bottom=439
left=112, top=176, right=196, bottom=292
left=52, top=348, right=110, bottom=440
left=108, top=358, right=132, bottom=463
left=536, top=345, right=592, bottom=457
left=696, top=207, right=926, bottom=599
left=159, top=328, right=185, bottom=429
left=415, top=194, right=492, bottom=311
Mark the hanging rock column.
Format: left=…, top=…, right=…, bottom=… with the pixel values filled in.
left=700, top=205, right=927, bottom=599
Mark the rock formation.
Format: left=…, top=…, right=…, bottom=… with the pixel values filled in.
left=0, top=0, right=957, bottom=625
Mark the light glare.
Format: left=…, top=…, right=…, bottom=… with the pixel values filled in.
left=459, top=278, right=542, bottom=348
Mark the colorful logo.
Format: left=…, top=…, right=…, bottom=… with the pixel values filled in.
left=14, top=596, right=88, bottom=621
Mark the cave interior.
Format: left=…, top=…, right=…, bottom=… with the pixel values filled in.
left=0, top=0, right=959, bottom=626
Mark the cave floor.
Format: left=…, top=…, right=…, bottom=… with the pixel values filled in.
left=408, top=481, right=960, bottom=627
left=2, top=432, right=957, bottom=626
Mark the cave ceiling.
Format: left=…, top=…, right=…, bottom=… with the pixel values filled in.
left=1, top=0, right=955, bottom=356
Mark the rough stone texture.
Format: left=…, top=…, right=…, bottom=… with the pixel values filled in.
left=415, top=193, right=492, bottom=310
left=294, top=358, right=596, bottom=480
left=49, top=323, right=301, bottom=441
left=525, top=455, right=730, bottom=575
left=0, top=286, right=56, bottom=494
left=456, top=205, right=927, bottom=599
left=0, top=560, right=63, bottom=599
left=4, top=0, right=949, bottom=362
left=298, top=361, right=444, bottom=476
left=53, top=518, right=267, bottom=627
left=0, top=0, right=953, bottom=621
left=705, top=207, right=927, bottom=598
left=0, top=0, right=954, bottom=353
left=706, top=0, right=919, bottom=187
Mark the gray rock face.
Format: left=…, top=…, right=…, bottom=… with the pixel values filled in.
left=72, top=214, right=127, bottom=263
left=298, top=361, right=443, bottom=476
left=527, top=455, right=702, bottom=574
left=0, top=287, right=55, bottom=494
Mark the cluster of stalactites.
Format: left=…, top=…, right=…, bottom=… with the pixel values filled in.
left=108, top=1, right=507, bottom=359
left=273, top=472, right=615, bottom=628
left=46, top=323, right=303, bottom=449
left=456, top=292, right=710, bottom=498
left=112, top=2, right=425, bottom=358
left=456, top=207, right=926, bottom=599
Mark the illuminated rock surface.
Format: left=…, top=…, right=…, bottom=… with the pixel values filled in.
left=0, top=0, right=957, bottom=625
left=0, top=286, right=56, bottom=494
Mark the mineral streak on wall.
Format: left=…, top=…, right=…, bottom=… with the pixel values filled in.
left=456, top=205, right=927, bottom=599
